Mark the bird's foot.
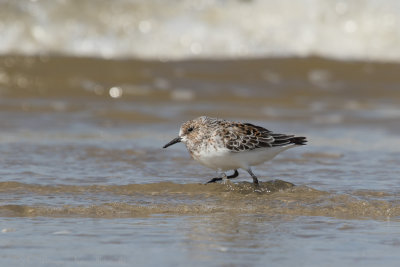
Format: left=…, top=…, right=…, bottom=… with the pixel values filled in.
left=205, top=170, right=239, bottom=184
left=205, top=173, right=229, bottom=184
left=206, top=177, right=222, bottom=184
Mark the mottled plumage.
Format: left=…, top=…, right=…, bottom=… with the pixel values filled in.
left=163, top=116, right=307, bottom=185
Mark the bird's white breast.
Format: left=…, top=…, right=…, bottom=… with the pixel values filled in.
left=192, top=145, right=295, bottom=171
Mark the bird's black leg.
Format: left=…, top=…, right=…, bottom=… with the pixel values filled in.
left=228, top=169, right=239, bottom=179
left=246, top=168, right=259, bottom=185
left=206, top=170, right=239, bottom=184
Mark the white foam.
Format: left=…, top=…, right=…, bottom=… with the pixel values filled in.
left=1, top=0, right=400, bottom=61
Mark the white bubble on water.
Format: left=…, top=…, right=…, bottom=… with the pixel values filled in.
left=109, top=86, right=123, bottom=98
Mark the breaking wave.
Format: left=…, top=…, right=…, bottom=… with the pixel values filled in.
left=1, top=0, right=400, bottom=61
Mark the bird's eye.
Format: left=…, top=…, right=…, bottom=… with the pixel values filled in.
left=187, top=127, right=194, bottom=132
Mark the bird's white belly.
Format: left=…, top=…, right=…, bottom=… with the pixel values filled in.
left=195, top=149, right=238, bottom=171
left=193, top=145, right=294, bottom=171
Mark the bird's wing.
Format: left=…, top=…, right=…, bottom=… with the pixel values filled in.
left=222, top=122, right=297, bottom=152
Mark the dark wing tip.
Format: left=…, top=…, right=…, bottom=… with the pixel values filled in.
left=289, top=136, right=307, bottom=145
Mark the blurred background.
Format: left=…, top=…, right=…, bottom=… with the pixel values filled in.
left=1, top=1, right=400, bottom=266
left=2, top=0, right=400, bottom=60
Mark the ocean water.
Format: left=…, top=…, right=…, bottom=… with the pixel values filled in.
left=1, top=0, right=400, bottom=61
left=1, top=1, right=400, bottom=266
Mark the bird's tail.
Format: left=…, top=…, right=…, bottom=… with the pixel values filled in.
left=290, top=136, right=307, bottom=145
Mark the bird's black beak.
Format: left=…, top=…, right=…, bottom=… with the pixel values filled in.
left=163, top=137, right=182, bottom=148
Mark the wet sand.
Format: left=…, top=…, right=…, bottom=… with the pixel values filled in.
left=1, top=55, right=400, bottom=266
left=1, top=181, right=399, bottom=220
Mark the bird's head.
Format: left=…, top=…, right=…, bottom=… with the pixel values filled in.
left=163, top=116, right=209, bottom=148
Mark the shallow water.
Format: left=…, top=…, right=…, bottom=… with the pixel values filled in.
left=1, top=216, right=399, bottom=266
left=1, top=55, right=400, bottom=266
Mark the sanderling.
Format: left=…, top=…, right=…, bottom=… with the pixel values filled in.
left=163, top=116, right=307, bottom=185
